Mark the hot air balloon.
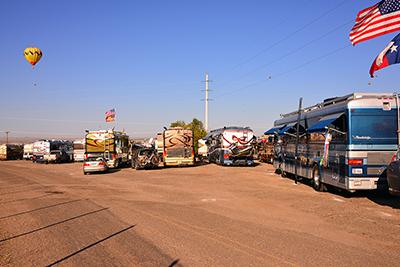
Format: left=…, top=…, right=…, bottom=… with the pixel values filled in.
left=24, top=47, right=42, bottom=67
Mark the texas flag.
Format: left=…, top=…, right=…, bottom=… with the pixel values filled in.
left=370, top=33, right=400, bottom=77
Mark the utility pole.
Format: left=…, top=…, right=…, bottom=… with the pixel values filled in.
left=205, top=73, right=209, bottom=132
left=5, top=131, right=10, bottom=144
left=294, top=97, right=303, bottom=184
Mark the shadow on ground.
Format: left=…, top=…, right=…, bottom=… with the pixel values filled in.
left=279, top=172, right=400, bottom=209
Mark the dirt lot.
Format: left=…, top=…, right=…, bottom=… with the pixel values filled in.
left=0, top=161, right=399, bottom=266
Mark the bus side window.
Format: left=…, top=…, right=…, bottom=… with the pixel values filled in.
left=331, top=115, right=347, bottom=143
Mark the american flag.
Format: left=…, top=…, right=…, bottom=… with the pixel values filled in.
left=105, top=108, right=116, bottom=122
left=350, top=0, right=400, bottom=45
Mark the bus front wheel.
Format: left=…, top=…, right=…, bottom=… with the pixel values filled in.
left=312, top=166, right=326, bottom=192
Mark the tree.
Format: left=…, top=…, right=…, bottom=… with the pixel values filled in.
left=169, top=118, right=207, bottom=153
left=170, top=120, right=186, bottom=128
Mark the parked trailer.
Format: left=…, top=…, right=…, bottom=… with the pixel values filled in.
left=205, top=127, right=256, bottom=166
left=23, top=143, right=34, bottom=160
left=85, top=130, right=129, bottom=168
left=73, top=139, right=85, bottom=162
left=32, top=140, right=73, bottom=163
left=156, top=127, right=195, bottom=167
left=267, top=92, right=399, bottom=192
left=0, top=144, right=23, bottom=160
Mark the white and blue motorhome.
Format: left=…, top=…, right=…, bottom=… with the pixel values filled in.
left=267, top=93, right=399, bottom=192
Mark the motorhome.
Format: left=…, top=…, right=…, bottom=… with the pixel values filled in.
left=0, top=144, right=23, bottom=160
left=85, top=130, right=129, bottom=168
left=73, top=139, right=85, bottom=162
left=205, top=127, right=256, bottom=166
left=32, top=140, right=73, bottom=163
left=156, top=127, right=195, bottom=167
left=23, top=143, right=34, bottom=160
left=267, top=93, right=398, bottom=192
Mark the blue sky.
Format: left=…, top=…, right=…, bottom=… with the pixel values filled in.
left=1, top=0, right=399, bottom=139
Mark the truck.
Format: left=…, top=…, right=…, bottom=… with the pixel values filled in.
left=0, top=144, right=23, bottom=160
left=73, top=139, right=85, bottom=162
left=155, top=127, right=195, bottom=167
left=205, top=127, right=256, bottom=166
left=23, top=143, right=34, bottom=160
left=85, top=130, right=129, bottom=168
left=32, top=140, right=73, bottom=163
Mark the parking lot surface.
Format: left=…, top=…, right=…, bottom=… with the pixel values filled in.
left=0, top=161, right=399, bottom=266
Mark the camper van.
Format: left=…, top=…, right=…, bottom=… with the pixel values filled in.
left=267, top=93, right=398, bottom=192
left=205, top=127, right=256, bottom=166
left=85, top=130, right=129, bottom=168
left=0, top=144, right=23, bottom=160
left=156, top=127, right=195, bottom=167
left=73, top=139, right=85, bottom=162
left=32, top=140, right=73, bottom=163
left=23, top=143, right=34, bottom=160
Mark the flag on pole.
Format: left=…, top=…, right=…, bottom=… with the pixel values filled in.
left=350, top=0, right=400, bottom=45
left=105, top=108, right=116, bottom=122
left=370, top=33, right=400, bottom=77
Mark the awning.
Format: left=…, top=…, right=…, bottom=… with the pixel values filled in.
left=264, top=126, right=282, bottom=135
left=278, top=122, right=297, bottom=136
left=307, top=113, right=344, bottom=133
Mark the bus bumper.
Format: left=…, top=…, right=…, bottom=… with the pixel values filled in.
left=222, top=159, right=254, bottom=166
left=347, top=177, right=379, bottom=190
left=164, top=158, right=194, bottom=166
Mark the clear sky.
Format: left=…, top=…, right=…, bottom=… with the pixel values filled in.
left=1, top=0, right=399, bottom=140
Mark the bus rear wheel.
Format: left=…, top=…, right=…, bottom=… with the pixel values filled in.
left=312, top=166, right=326, bottom=192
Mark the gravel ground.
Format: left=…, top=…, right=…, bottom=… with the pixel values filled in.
left=0, top=161, right=399, bottom=266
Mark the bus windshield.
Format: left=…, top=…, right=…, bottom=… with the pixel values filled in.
left=350, top=109, right=397, bottom=145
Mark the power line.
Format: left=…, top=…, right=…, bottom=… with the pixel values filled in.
left=219, top=19, right=353, bottom=88
left=214, top=43, right=351, bottom=98
left=0, top=117, right=161, bottom=126
left=229, top=0, right=349, bottom=71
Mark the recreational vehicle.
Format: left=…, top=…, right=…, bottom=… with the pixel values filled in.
left=156, top=127, right=195, bottom=167
left=267, top=93, right=398, bottom=192
left=0, top=144, right=23, bottom=160
left=73, top=139, right=85, bottom=162
left=23, top=143, right=34, bottom=160
left=32, top=140, right=73, bottom=163
left=205, top=127, right=256, bottom=166
left=85, top=130, right=129, bottom=168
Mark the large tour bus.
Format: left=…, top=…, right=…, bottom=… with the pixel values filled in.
left=32, top=140, right=73, bottom=163
left=267, top=93, right=398, bottom=192
left=156, top=127, right=195, bottom=167
left=85, top=130, right=129, bottom=168
left=205, top=127, right=256, bottom=166
left=73, top=139, right=85, bottom=162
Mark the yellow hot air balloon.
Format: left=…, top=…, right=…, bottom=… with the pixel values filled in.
left=24, top=47, right=42, bottom=67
